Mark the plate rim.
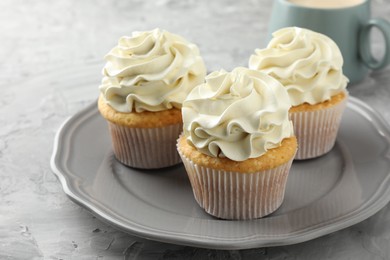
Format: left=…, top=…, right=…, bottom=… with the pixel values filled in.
left=51, top=96, right=390, bottom=249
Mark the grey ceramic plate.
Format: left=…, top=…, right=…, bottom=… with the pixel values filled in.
left=51, top=97, right=390, bottom=250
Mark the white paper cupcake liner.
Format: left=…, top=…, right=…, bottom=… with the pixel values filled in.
left=290, top=96, right=347, bottom=160
left=107, top=122, right=182, bottom=169
left=177, top=146, right=294, bottom=220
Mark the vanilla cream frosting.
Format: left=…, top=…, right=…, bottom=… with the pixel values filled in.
left=99, top=28, right=207, bottom=112
left=182, top=67, right=294, bottom=161
left=249, top=27, right=348, bottom=106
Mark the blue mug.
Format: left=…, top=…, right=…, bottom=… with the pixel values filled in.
left=268, top=0, right=390, bottom=84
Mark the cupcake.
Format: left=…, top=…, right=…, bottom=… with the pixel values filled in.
left=249, top=27, right=349, bottom=160
left=177, top=67, right=297, bottom=220
left=98, top=28, right=207, bottom=169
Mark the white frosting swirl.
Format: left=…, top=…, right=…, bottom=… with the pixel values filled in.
left=249, top=27, right=348, bottom=106
left=182, top=67, right=294, bottom=161
left=99, top=28, right=207, bottom=112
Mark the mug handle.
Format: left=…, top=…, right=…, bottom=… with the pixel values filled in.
left=359, top=18, right=390, bottom=70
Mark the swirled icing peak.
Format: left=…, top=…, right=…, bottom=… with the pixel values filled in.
left=249, top=27, right=348, bottom=106
left=182, top=67, right=294, bottom=161
left=99, top=28, right=207, bottom=112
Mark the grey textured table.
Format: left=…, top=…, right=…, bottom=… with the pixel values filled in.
left=2, top=0, right=390, bottom=259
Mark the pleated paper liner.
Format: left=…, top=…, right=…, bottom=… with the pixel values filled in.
left=177, top=145, right=295, bottom=220
left=290, top=95, right=348, bottom=160
left=107, top=122, right=182, bottom=169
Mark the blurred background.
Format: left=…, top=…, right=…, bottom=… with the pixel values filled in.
left=1, top=0, right=274, bottom=85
